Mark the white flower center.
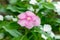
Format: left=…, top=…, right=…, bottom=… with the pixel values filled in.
left=27, top=17, right=31, bottom=20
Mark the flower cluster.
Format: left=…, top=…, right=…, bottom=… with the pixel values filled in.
left=0, top=15, right=17, bottom=22
left=41, top=24, right=55, bottom=40
left=54, top=2, right=60, bottom=15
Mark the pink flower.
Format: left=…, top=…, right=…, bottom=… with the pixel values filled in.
left=18, top=11, right=41, bottom=29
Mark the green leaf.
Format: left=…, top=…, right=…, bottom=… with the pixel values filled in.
left=6, top=22, right=19, bottom=29
left=43, top=3, right=55, bottom=9
left=8, top=0, right=18, bottom=4
left=12, top=35, right=28, bottom=40
left=2, top=26, right=21, bottom=37
left=12, top=37, right=20, bottom=40
left=59, top=27, right=60, bottom=31
left=0, top=21, right=3, bottom=29
left=56, top=19, right=60, bottom=23
left=7, top=5, right=27, bottom=13
left=0, top=33, right=4, bottom=39
left=0, top=5, right=6, bottom=12
left=7, top=5, right=17, bottom=12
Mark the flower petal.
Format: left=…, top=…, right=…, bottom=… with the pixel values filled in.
left=18, top=20, right=26, bottom=26
left=26, top=11, right=36, bottom=16
left=43, top=24, right=52, bottom=32
left=34, top=16, right=41, bottom=26
left=25, top=21, right=34, bottom=29
left=18, top=13, right=26, bottom=19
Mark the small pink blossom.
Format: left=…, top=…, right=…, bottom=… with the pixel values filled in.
left=18, top=11, right=41, bottom=29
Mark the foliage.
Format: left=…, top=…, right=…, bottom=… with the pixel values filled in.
left=0, top=0, right=60, bottom=40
